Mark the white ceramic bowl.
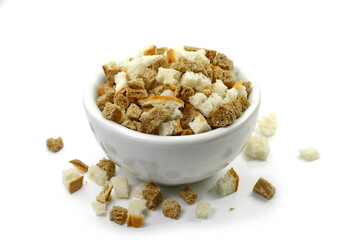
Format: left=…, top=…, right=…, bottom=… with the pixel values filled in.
left=84, top=72, right=261, bottom=186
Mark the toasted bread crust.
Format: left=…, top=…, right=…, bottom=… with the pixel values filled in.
left=138, top=95, right=184, bottom=106
left=229, top=168, right=239, bottom=192
left=127, top=214, right=144, bottom=228
left=69, top=159, right=88, bottom=174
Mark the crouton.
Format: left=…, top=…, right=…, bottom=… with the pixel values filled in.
left=188, top=114, right=212, bottom=134
left=46, top=137, right=64, bottom=152
left=62, top=168, right=83, bottom=194
left=143, top=182, right=162, bottom=211
left=212, top=80, right=228, bottom=97
left=132, top=183, right=147, bottom=199
left=102, top=61, right=122, bottom=83
left=111, top=176, right=130, bottom=199
left=217, top=168, right=239, bottom=197
left=243, top=135, right=270, bottom=160
left=180, top=128, right=194, bottom=135
left=211, top=66, right=236, bottom=88
left=124, top=55, right=163, bottom=79
left=97, top=158, right=116, bottom=180
left=69, top=159, right=88, bottom=173
left=139, top=105, right=169, bottom=134
left=109, top=206, right=128, bottom=224
left=156, top=67, right=182, bottom=85
left=158, top=120, right=182, bottom=136
left=114, top=72, right=127, bottom=92
left=97, top=88, right=115, bottom=111
left=136, top=68, right=157, bottom=91
left=126, top=103, right=142, bottom=121
left=98, top=82, right=114, bottom=96
left=208, top=104, right=237, bottom=128
left=258, top=113, right=277, bottom=137
left=96, top=181, right=113, bottom=203
left=195, top=202, right=212, bottom=219
left=189, top=92, right=223, bottom=118
left=113, top=91, right=130, bottom=110
left=127, top=199, right=147, bottom=228
left=166, top=48, right=177, bottom=63
left=253, top=177, right=276, bottom=199
left=122, top=119, right=144, bottom=132
left=162, top=199, right=181, bottom=220
left=180, top=71, right=212, bottom=91
left=174, top=84, right=195, bottom=102
left=179, top=185, right=198, bottom=205
left=299, top=147, right=320, bottom=161
left=141, top=44, right=157, bottom=56
left=91, top=201, right=107, bottom=216
left=148, top=55, right=170, bottom=71
left=213, top=53, right=233, bottom=70
left=125, top=78, right=149, bottom=100
left=87, top=165, right=108, bottom=186
left=101, top=102, right=125, bottom=124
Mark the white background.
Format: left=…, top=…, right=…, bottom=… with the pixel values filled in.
left=1, top=0, right=359, bottom=239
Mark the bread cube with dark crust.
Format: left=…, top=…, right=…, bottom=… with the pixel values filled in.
left=208, top=104, right=237, bottom=128
left=213, top=53, right=233, bottom=70
left=136, top=68, right=157, bottom=91
left=174, top=84, right=195, bottom=102
left=143, top=182, right=162, bottom=210
left=179, top=185, right=198, bottom=205
left=162, top=199, right=181, bottom=219
left=253, top=177, right=276, bottom=199
left=101, top=102, right=124, bottom=124
left=97, top=158, right=116, bottom=180
left=139, top=105, right=169, bottom=134
left=109, top=206, right=128, bottom=225
left=46, top=137, right=64, bottom=152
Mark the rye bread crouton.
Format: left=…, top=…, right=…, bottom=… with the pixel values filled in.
left=213, top=53, right=233, bottom=70
left=174, top=84, right=195, bottom=102
left=102, top=61, right=122, bottom=84
left=139, top=105, right=169, bottom=134
left=126, top=103, right=142, bottom=121
left=101, top=102, right=125, bottom=124
left=136, top=68, right=157, bottom=91
left=46, top=137, right=64, bottom=152
left=180, top=103, right=200, bottom=129
left=208, top=104, right=237, bottom=128
left=143, top=182, right=162, bottom=211
left=97, top=158, right=116, bottom=180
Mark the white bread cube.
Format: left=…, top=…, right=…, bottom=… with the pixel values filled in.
left=111, top=176, right=130, bottom=199
left=91, top=201, right=107, bottom=216
left=217, top=168, right=239, bottom=197
left=156, top=67, right=182, bottom=85
left=114, top=71, right=127, bottom=92
left=299, top=147, right=320, bottom=161
left=189, top=92, right=223, bottom=117
left=212, top=80, right=228, bottom=97
left=87, top=165, right=108, bottom=186
left=223, top=88, right=239, bottom=104
left=124, top=55, right=162, bottom=79
left=132, top=183, right=147, bottom=199
left=258, top=113, right=277, bottom=137
left=180, top=71, right=211, bottom=91
left=127, top=199, right=147, bottom=228
left=195, top=201, right=212, bottom=219
left=189, top=114, right=211, bottom=134
left=158, top=120, right=182, bottom=136
left=173, top=47, right=210, bottom=63
left=243, top=135, right=270, bottom=160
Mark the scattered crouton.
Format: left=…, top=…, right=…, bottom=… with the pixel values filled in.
left=143, top=182, right=162, bottom=211
left=132, top=183, right=147, bottom=199
left=96, top=181, right=113, bottom=203
left=162, top=199, right=181, bottom=220
left=217, top=168, right=239, bottom=197
left=253, top=177, right=276, bottom=199
left=179, top=185, right=198, bottom=205
left=69, top=159, right=88, bottom=173
left=91, top=201, right=107, bottom=216
left=243, top=135, right=270, bottom=160
left=111, top=176, right=130, bottom=199
left=109, top=206, right=128, bottom=224
left=97, top=158, right=116, bottom=180
left=127, top=199, right=147, bottom=228
left=46, top=137, right=64, bottom=152
left=258, top=113, right=277, bottom=136
left=299, top=147, right=320, bottom=161
left=87, top=165, right=108, bottom=186
left=195, top=202, right=212, bottom=219
left=62, top=168, right=83, bottom=194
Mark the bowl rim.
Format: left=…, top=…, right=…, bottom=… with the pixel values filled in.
left=83, top=71, right=261, bottom=145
